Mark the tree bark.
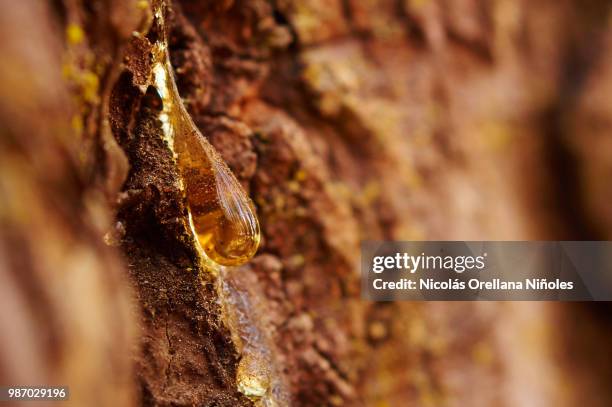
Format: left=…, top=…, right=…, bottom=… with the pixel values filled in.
left=1, top=0, right=612, bottom=406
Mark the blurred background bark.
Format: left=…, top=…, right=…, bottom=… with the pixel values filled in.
left=1, top=0, right=611, bottom=406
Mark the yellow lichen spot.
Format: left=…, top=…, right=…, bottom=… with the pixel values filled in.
left=71, top=115, right=83, bottom=134
left=302, top=58, right=361, bottom=116
left=329, top=395, right=344, bottom=406
left=480, top=120, right=512, bottom=151
left=408, top=320, right=427, bottom=346
left=362, top=181, right=381, bottom=204
left=472, top=342, right=494, bottom=366
left=62, top=63, right=74, bottom=80
left=371, top=15, right=404, bottom=41
left=287, top=180, right=300, bottom=193
left=409, top=0, right=430, bottom=10
left=318, top=93, right=343, bottom=116
left=136, top=0, right=149, bottom=10
left=405, top=168, right=422, bottom=189
left=287, top=254, right=305, bottom=268
left=294, top=169, right=307, bottom=182
left=274, top=194, right=285, bottom=211
left=78, top=149, right=87, bottom=165
left=292, top=4, right=320, bottom=41
left=66, top=24, right=84, bottom=45
left=427, top=335, right=447, bottom=355
left=368, top=321, right=387, bottom=340
left=419, top=392, right=436, bottom=407
left=81, top=71, right=99, bottom=103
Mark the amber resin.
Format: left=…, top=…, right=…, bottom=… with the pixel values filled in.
left=151, top=41, right=260, bottom=267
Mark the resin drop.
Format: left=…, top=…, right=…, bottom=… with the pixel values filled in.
left=151, top=43, right=260, bottom=266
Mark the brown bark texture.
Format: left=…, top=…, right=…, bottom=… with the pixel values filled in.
left=1, top=0, right=612, bottom=406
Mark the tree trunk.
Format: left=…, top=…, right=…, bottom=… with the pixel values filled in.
left=1, top=0, right=612, bottom=406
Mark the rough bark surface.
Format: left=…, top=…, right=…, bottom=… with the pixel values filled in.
left=1, top=1, right=612, bottom=406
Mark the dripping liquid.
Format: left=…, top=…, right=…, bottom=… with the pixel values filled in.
left=150, top=42, right=260, bottom=267
left=181, top=145, right=260, bottom=266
